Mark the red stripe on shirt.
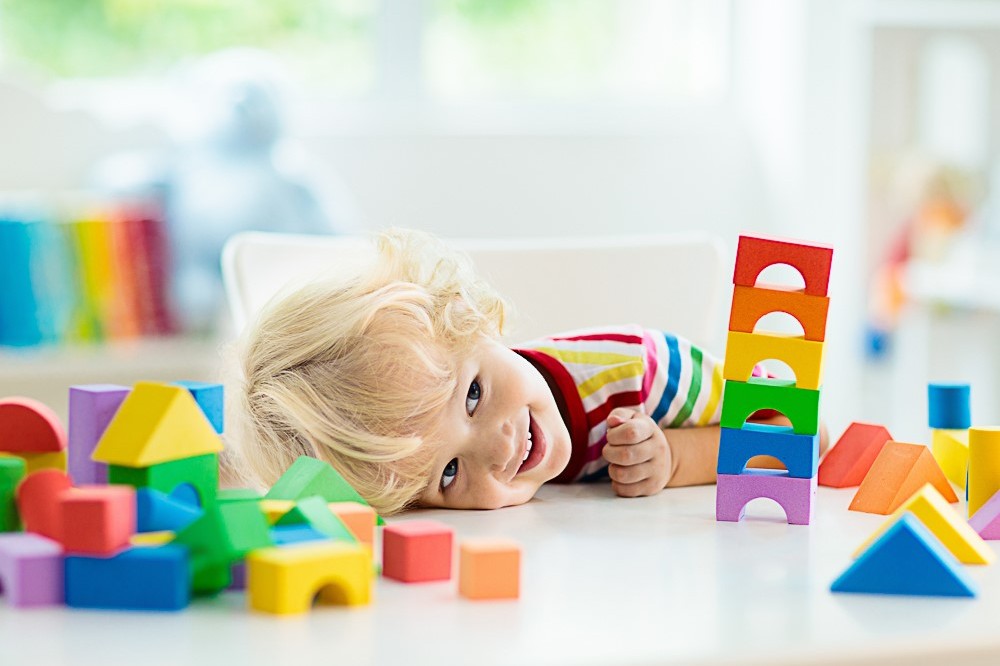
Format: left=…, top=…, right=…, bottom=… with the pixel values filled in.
left=547, top=332, right=643, bottom=345
left=586, top=390, right=644, bottom=429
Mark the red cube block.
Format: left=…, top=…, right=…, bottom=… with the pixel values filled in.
left=382, top=520, right=453, bottom=583
left=59, top=486, right=136, bottom=554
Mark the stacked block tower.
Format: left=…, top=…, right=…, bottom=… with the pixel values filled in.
left=716, top=234, right=833, bottom=525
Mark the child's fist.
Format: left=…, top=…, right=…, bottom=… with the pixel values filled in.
left=602, top=407, right=672, bottom=498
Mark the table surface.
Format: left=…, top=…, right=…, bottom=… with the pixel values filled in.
left=3, top=483, right=1000, bottom=666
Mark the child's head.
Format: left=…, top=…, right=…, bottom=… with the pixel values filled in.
left=229, top=229, right=572, bottom=515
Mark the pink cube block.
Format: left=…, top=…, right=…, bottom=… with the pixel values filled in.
left=0, top=533, right=64, bottom=607
left=382, top=520, right=453, bottom=583
left=59, top=486, right=136, bottom=554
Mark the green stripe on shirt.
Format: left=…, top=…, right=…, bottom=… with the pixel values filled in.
left=668, top=345, right=704, bottom=427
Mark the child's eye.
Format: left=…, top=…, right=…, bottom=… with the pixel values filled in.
left=465, top=379, right=482, bottom=416
left=441, top=458, right=459, bottom=490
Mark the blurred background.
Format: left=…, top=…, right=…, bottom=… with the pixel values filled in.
left=1, top=0, right=998, bottom=446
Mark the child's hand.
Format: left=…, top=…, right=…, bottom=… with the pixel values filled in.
left=602, top=407, right=673, bottom=498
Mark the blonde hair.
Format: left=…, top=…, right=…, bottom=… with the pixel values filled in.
left=226, top=229, right=508, bottom=515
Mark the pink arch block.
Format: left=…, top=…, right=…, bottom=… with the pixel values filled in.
left=716, top=470, right=816, bottom=525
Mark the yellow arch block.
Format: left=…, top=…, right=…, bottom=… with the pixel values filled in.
left=969, top=427, right=1000, bottom=517
left=723, top=331, right=825, bottom=390
left=853, top=483, right=994, bottom=565
left=247, top=542, right=372, bottom=615
left=931, top=429, right=969, bottom=489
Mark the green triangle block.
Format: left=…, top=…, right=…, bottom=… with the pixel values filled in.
left=265, top=456, right=384, bottom=525
left=831, top=513, right=977, bottom=597
left=274, top=496, right=357, bottom=543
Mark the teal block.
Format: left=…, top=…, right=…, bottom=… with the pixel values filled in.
left=720, top=378, right=820, bottom=435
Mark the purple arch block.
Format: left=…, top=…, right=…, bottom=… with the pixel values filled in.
left=716, top=470, right=816, bottom=525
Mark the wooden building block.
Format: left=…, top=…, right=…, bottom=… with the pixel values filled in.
left=853, top=484, right=994, bottom=565
left=109, top=453, right=219, bottom=508
left=716, top=424, right=819, bottom=478
left=458, top=539, right=521, bottom=600
left=931, top=429, right=969, bottom=490
left=968, top=426, right=1000, bottom=517
left=274, top=496, right=356, bottom=543
left=16, top=469, right=72, bottom=540
left=59, top=485, right=136, bottom=555
left=91, top=381, right=223, bottom=467
left=728, top=283, right=830, bottom=342
left=818, top=422, right=893, bottom=488
left=724, top=331, right=825, bottom=390
left=0, top=456, right=26, bottom=532
left=0, top=397, right=67, bottom=453
left=0, top=533, right=64, bottom=607
left=65, top=545, right=190, bottom=611
left=720, top=378, right=820, bottom=435
left=969, top=489, right=1000, bottom=540
left=849, top=441, right=957, bottom=515
left=329, top=502, right=376, bottom=547
left=716, top=470, right=816, bottom=525
left=247, top=542, right=372, bottom=614
left=19, top=450, right=67, bottom=475
left=733, top=234, right=834, bottom=297
left=173, top=381, right=224, bottom=434
left=927, top=383, right=971, bottom=430
left=68, top=384, right=129, bottom=485
left=382, top=520, right=453, bottom=583
left=831, top=514, right=976, bottom=598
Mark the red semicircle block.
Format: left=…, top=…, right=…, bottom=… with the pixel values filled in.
left=0, top=397, right=67, bottom=454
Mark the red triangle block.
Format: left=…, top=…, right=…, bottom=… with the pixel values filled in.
left=819, top=422, right=892, bottom=488
left=849, top=441, right=958, bottom=515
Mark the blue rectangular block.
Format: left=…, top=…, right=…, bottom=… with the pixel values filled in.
left=174, top=381, right=224, bottom=434
left=270, top=524, right=329, bottom=545
left=65, top=545, right=190, bottom=611
left=717, top=423, right=819, bottom=479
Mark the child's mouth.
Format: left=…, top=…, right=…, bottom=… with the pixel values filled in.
left=516, top=413, right=546, bottom=475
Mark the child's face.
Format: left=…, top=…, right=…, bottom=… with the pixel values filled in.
left=418, top=337, right=572, bottom=510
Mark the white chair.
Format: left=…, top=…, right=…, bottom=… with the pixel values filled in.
left=221, top=231, right=728, bottom=349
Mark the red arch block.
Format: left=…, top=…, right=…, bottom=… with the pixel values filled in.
left=0, top=398, right=66, bottom=454
left=734, top=234, right=834, bottom=297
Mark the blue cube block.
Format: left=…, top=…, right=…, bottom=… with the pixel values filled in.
left=174, top=381, right=224, bottom=434
left=928, top=383, right=971, bottom=430
left=716, top=423, right=819, bottom=479
left=65, top=546, right=191, bottom=611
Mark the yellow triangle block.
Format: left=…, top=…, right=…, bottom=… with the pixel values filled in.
left=91, top=382, right=223, bottom=467
left=853, top=483, right=995, bottom=565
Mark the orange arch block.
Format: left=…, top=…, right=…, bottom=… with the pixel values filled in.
left=849, top=441, right=958, bottom=515
left=734, top=234, right=834, bottom=297
left=728, top=284, right=830, bottom=342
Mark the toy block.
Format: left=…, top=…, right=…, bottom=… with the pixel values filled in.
left=720, top=378, right=820, bottom=435
left=274, top=496, right=357, bottom=543
left=259, top=499, right=295, bottom=524
left=172, top=499, right=273, bottom=594
left=109, top=453, right=218, bottom=508
left=136, top=488, right=202, bottom=533
left=266, top=456, right=374, bottom=512
left=19, top=450, right=67, bottom=475
left=329, top=502, right=376, bottom=547
left=131, top=531, right=174, bottom=547
left=229, top=561, right=247, bottom=591
left=853, top=484, right=994, bottom=565
left=969, top=489, right=1000, bottom=539
left=818, top=422, right=893, bottom=488
left=459, top=539, right=521, bottom=601
left=724, top=331, right=825, bottom=390
left=0, top=397, right=66, bottom=454
left=270, top=524, right=330, bottom=545
left=931, top=429, right=969, bottom=489
left=728, top=283, right=830, bottom=342
left=716, top=470, right=816, bottom=525
left=247, top=541, right=372, bottom=614
left=217, top=488, right=262, bottom=504
left=59, top=485, right=136, bottom=555
left=830, top=514, right=976, bottom=597
left=91, top=381, right=222, bottom=467
left=68, top=384, right=129, bottom=485
left=382, top=520, right=454, bottom=583
left=16, top=469, right=72, bottom=540
left=928, top=383, right=971, bottom=430
left=65, top=545, right=190, bottom=611
left=716, top=424, right=819, bottom=478
left=0, top=533, right=64, bottom=607
left=849, top=441, right=957, bottom=515
left=968, top=426, right=1000, bottom=517
left=173, top=381, right=224, bottom=433
left=0, top=455, right=26, bottom=532
left=733, top=234, right=834, bottom=296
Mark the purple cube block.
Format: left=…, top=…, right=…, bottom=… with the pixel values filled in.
left=68, top=384, right=130, bottom=485
left=0, top=533, right=64, bottom=607
left=716, top=470, right=816, bottom=525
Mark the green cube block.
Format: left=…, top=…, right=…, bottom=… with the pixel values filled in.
left=0, top=456, right=26, bottom=532
left=109, top=453, right=219, bottom=508
left=275, top=495, right=357, bottom=543
left=720, top=378, right=820, bottom=435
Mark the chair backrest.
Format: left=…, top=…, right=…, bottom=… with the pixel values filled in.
left=221, top=231, right=727, bottom=348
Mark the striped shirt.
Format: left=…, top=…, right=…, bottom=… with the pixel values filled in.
left=514, top=325, right=725, bottom=482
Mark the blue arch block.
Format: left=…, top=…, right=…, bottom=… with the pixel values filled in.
left=717, top=423, right=819, bottom=479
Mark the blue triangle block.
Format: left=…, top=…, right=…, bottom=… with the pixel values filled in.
left=831, top=513, right=977, bottom=597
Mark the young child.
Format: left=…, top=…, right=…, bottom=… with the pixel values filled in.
left=228, top=228, right=825, bottom=515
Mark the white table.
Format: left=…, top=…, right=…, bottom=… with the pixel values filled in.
left=3, top=483, right=1000, bottom=666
